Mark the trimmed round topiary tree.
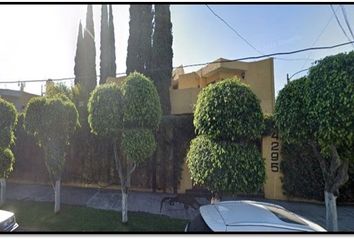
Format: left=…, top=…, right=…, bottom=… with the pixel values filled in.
left=188, top=78, right=265, bottom=200
left=274, top=52, right=354, bottom=231
left=187, top=135, right=265, bottom=194
left=194, top=79, right=264, bottom=141
left=0, top=98, right=17, bottom=206
left=24, top=95, right=79, bottom=213
left=88, top=71, right=161, bottom=223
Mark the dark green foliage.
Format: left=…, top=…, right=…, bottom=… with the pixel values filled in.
left=10, top=113, right=48, bottom=183
left=150, top=4, right=173, bottom=115
left=24, top=96, right=79, bottom=181
left=194, top=78, right=264, bottom=142
left=187, top=135, right=265, bottom=193
left=307, top=52, right=354, bottom=155
left=263, top=114, right=276, bottom=136
left=74, top=22, right=84, bottom=86
left=88, top=83, right=124, bottom=137
left=99, top=5, right=116, bottom=85
left=153, top=115, right=195, bottom=193
left=0, top=148, right=14, bottom=179
left=108, top=5, right=116, bottom=81
left=281, top=142, right=354, bottom=202
left=126, top=5, right=153, bottom=75
left=188, top=78, right=265, bottom=195
left=122, top=129, right=156, bottom=164
left=281, top=143, right=325, bottom=200
left=0, top=98, right=17, bottom=179
left=100, top=5, right=110, bottom=85
left=121, top=72, right=162, bottom=129
left=274, top=77, right=311, bottom=145
left=0, top=98, right=17, bottom=141
left=81, top=5, right=97, bottom=94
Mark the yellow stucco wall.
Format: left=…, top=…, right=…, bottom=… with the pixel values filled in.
left=262, top=132, right=287, bottom=200
left=245, top=59, right=275, bottom=115
left=170, top=88, right=201, bottom=115
left=170, top=58, right=275, bottom=115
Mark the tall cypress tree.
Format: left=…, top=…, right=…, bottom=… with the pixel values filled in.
left=82, top=5, right=97, bottom=94
left=151, top=5, right=173, bottom=115
left=126, top=5, right=153, bottom=76
left=100, top=5, right=109, bottom=85
left=74, top=21, right=84, bottom=86
left=108, top=5, right=116, bottom=79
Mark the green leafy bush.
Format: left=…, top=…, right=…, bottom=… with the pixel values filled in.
left=263, top=114, right=276, bottom=136
left=122, top=129, right=156, bottom=164
left=281, top=142, right=354, bottom=202
left=188, top=78, right=265, bottom=195
left=274, top=77, right=310, bottom=145
left=307, top=52, right=354, bottom=154
left=88, top=83, right=124, bottom=137
left=0, top=98, right=17, bottom=179
left=24, top=95, right=79, bottom=180
left=281, top=143, right=325, bottom=200
left=187, top=135, right=265, bottom=193
left=121, top=72, right=162, bottom=129
left=193, top=78, right=264, bottom=141
left=0, top=148, right=15, bottom=179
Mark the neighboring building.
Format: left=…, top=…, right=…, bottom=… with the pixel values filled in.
left=0, top=88, right=39, bottom=112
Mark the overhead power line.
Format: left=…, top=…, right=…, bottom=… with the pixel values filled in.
left=1, top=40, right=354, bottom=85
left=299, top=5, right=338, bottom=70
left=331, top=5, right=354, bottom=47
left=340, top=5, right=354, bottom=41
left=205, top=4, right=312, bottom=62
left=205, top=4, right=263, bottom=55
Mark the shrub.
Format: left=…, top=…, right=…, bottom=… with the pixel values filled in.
left=274, top=77, right=309, bottom=145
left=0, top=98, right=17, bottom=179
left=122, top=129, right=156, bottom=164
left=88, top=83, right=124, bottom=137
left=281, top=142, right=354, bottom=202
left=121, top=72, right=162, bottom=129
left=188, top=78, right=265, bottom=197
left=187, top=135, right=265, bottom=193
left=193, top=78, right=264, bottom=142
left=262, top=114, right=276, bottom=136
left=24, top=95, right=79, bottom=213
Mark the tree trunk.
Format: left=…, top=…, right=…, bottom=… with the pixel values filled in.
left=54, top=179, right=61, bottom=214
left=121, top=186, right=128, bottom=223
left=0, top=178, right=6, bottom=206
left=325, top=191, right=338, bottom=231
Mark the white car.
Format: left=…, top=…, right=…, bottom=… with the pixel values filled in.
left=185, top=200, right=326, bottom=232
left=0, top=210, right=19, bottom=232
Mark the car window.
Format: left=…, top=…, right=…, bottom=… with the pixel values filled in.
left=265, top=206, right=308, bottom=226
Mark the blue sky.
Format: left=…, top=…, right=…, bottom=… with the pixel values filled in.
left=0, top=4, right=353, bottom=96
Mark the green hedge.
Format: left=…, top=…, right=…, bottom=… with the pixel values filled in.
left=193, top=78, right=264, bottom=142
left=187, top=135, right=265, bottom=193
left=281, top=142, right=354, bottom=202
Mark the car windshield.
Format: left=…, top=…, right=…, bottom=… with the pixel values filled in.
left=265, top=206, right=308, bottom=226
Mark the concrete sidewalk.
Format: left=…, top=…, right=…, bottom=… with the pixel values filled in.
left=4, top=182, right=354, bottom=231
